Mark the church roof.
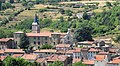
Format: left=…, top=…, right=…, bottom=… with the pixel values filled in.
left=26, top=32, right=52, bottom=37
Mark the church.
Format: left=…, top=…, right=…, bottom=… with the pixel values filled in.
left=14, top=14, right=74, bottom=49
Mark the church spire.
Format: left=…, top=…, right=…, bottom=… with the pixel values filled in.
left=32, top=14, right=40, bottom=33
left=34, top=14, right=39, bottom=24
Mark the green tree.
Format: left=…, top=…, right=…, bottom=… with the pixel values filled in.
left=113, top=35, right=120, bottom=43
left=65, top=9, right=73, bottom=16
left=73, top=62, right=86, bottom=66
left=74, top=27, right=93, bottom=42
left=83, top=12, right=89, bottom=20
left=58, top=8, right=65, bottom=14
left=41, top=44, right=53, bottom=49
left=19, top=33, right=30, bottom=49
left=48, top=61, right=63, bottom=66
left=106, top=2, right=112, bottom=7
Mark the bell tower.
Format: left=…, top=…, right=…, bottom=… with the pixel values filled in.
left=32, top=14, right=40, bottom=33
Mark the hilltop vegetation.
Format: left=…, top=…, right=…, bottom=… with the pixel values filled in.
left=0, top=0, right=120, bottom=39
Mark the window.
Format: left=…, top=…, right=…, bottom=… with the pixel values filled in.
left=38, top=42, right=40, bottom=45
left=38, top=37, right=40, bottom=40
left=45, top=37, right=47, bottom=40
left=34, top=37, right=36, bottom=40
left=34, top=41, right=36, bottom=44
left=45, top=42, right=48, bottom=44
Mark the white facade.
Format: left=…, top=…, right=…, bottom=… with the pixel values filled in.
left=73, top=52, right=82, bottom=59
left=88, top=52, right=97, bottom=60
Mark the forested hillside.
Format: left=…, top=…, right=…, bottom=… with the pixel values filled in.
left=0, top=5, right=120, bottom=38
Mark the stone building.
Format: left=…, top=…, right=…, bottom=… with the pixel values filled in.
left=0, top=38, right=16, bottom=50
left=14, top=14, right=74, bottom=49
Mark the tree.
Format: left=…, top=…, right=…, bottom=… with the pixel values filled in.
left=73, top=62, right=86, bottom=66
left=112, top=35, right=120, bottom=43
left=74, top=27, right=93, bottom=42
left=83, top=12, right=89, bottom=20
left=48, top=61, right=63, bottom=66
left=19, top=33, right=30, bottom=49
left=106, top=2, right=112, bottom=7
left=58, top=8, right=65, bottom=14
left=2, top=56, right=41, bottom=66
left=65, top=9, right=73, bottom=16
left=41, top=44, right=53, bottom=49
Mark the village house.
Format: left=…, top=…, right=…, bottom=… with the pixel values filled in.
left=0, top=38, right=16, bottom=50
left=73, top=48, right=82, bottom=59
left=77, top=41, right=94, bottom=48
left=46, top=54, right=72, bottom=66
left=94, top=55, right=108, bottom=66
left=33, top=49, right=57, bottom=58
left=87, top=48, right=99, bottom=60
left=0, top=50, right=4, bottom=56
left=55, top=44, right=72, bottom=51
left=4, top=49, right=25, bottom=56
left=22, top=54, right=38, bottom=62
left=82, top=60, right=94, bottom=66
left=107, top=56, right=120, bottom=66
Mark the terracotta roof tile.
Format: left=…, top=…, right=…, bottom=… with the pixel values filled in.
left=82, top=60, right=94, bottom=65
left=78, top=41, right=94, bottom=45
left=66, top=50, right=74, bottom=54
left=88, top=48, right=99, bottom=52
left=98, top=51, right=109, bottom=55
left=12, top=54, right=23, bottom=58
left=0, top=38, right=12, bottom=42
left=26, top=32, right=52, bottom=37
left=95, top=55, right=107, bottom=61
left=36, top=58, right=46, bottom=63
left=5, top=49, right=25, bottom=53
left=34, top=49, right=57, bottom=53
left=108, top=59, right=120, bottom=64
left=0, top=50, right=4, bottom=54
left=0, top=56, right=7, bottom=61
left=72, top=58, right=81, bottom=63
left=22, top=54, right=38, bottom=60
left=46, top=54, right=68, bottom=62
left=56, top=44, right=71, bottom=48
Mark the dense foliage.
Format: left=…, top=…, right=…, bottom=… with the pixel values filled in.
left=73, top=62, right=86, bottom=66
left=2, top=56, right=41, bottom=66
left=48, top=61, right=63, bottom=66
left=19, top=33, right=30, bottom=49
left=40, top=44, right=53, bottom=49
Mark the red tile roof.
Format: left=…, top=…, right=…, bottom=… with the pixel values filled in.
left=66, top=50, right=74, bottom=54
left=56, top=44, right=71, bottom=48
left=26, top=32, right=67, bottom=38
left=72, top=58, right=81, bottom=63
left=98, top=51, right=109, bottom=55
left=88, top=48, right=99, bottom=52
left=95, top=55, right=107, bottom=61
left=34, top=49, right=57, bottom=53
left=0, top=56, right=7, bottom=61
left=78, top=41, right=94, bottom=45
left=0, top=38, right=13, bottom=42
left=0, top=50, right=4, bottom=54
left=12, top=54, right=23, bottom=58
left=26, top=32, right=52, bottom=37
left=83, top=60, right=94, bottom=65
left=22, top=54, right=38, bottom=60
left=46, top=54, right=68, bottom=62
left=5, top=49, right=25, bottom=53
left=108, top=59, right=120, bottom=64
